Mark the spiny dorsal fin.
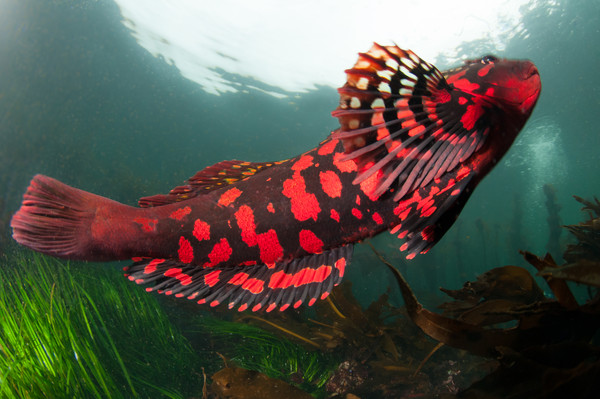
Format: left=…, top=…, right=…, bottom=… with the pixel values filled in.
left=124, top=245, right=353, bottom=312
left=139, top=160, right=277, bottom=207
left=332, top=43, right=489, bottom=201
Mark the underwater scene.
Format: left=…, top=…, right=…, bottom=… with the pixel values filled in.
left=1, top=0, right=599, bottom=397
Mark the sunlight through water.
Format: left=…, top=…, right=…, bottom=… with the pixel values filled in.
left=114, top=0, right=531, bottom=95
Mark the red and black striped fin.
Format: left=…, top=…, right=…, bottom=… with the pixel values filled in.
left=139, top=160, right=277, bottom=207
left=123, top=245, right=352, bottom=312
left=392, top=165, right=475, bottom=259
left=331, top=43, right=489, bottom=201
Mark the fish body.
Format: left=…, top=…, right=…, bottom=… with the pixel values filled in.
left=11, top=45, right=541, bottom=312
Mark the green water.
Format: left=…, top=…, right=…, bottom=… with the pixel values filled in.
left=0, top=0, right=598, bottom=397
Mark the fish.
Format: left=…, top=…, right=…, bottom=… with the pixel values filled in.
left=10, top=44, right=541, bottom=312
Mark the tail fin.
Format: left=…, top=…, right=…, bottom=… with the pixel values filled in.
left=11, top=175, right=100, bottom=260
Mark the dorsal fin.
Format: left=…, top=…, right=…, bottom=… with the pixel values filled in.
left=139, top=160, right=277, bottom=207
left=331, top=43, right=489, bottom=201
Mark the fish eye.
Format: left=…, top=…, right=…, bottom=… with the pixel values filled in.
left=481, top=55, right=499, bottom=64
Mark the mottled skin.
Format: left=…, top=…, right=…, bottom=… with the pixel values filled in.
left=89, top=139, right=393, bottom=265
left=10, top=44, right=541, bottom=312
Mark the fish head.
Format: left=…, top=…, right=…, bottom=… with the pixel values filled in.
left=447, top=55, right=542, bottom=120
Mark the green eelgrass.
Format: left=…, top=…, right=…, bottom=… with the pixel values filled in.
left=0, top=252, right=202, bottom=399
left=196, top=317, right=337, bottom=395
left=0, top=253, right=127, bottom=398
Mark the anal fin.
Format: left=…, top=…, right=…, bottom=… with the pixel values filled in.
left=124, top=245, right=353, bottom=312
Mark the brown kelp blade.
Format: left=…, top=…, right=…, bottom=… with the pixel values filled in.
left=368, top=243, right=600, bottom=358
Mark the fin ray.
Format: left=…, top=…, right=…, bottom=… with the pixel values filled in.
left=332, top=44, right=488, bottom=202
left=139, top=160, right=277, bottom=207
left=394, top=170, right=475, bottom=258
left=124, top=245, right=353, bottom=312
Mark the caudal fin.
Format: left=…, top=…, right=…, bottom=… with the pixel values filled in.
left=11, top=174, right=99, bottom=259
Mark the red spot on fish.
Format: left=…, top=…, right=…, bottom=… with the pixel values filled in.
left=229, top=272, right=248, bottom=286
left=478, top=64, right=493, bottom=77
left=372, top=111, right=384, bottom=125
left=144, top=258, right=165, bottom=274
left=267, top=202, right=275, bottom=213
left=238, top=303, right=248, bottom=312
left=268, top=265, right=332, bottom=289
left=408, top=125, right=426, bottom=137
left=456, top=166, right=471, bottom=181
left=218, top=187, right=242, bottom=207
left=177, top=273, right=192, bottom=286
left=164, top=267, right=181, bottom=277
left=169, top=206, right=191, bottom=221
left=355, top=195, right=361, bottom=205
left=133, top=217, right=158, bottom=233
left=193, top=219, right=210, bottom=241
left=266, top=303, right=277, bottom=312
left=372, top=212, right=383, bottom=225
left=319, top=170, right=342, bottom=198
left=399, top=111, right=413, bottom=124
left=257, top=229, right=283, bottom=264
left=330, top=208, right=340, bottom=222
left=205, top=238, right=232, bottom=267
left=451, top=188, right=461, bottom=196
left=299, top=229, right=323, bottom=254
left=460, top=104, right=484, bottom=130
left=453, top=78, right=480, bottom=92
left=241, top=260, right=257, bottom=266
left=282, top=173, right=321, bottom=222
left=291, top=155, right=314, bottom=171
left=376, top=126, right=390, bottom=140
left=204, top=270, right=221, bottom=287
left=334, top=258, right=346, bottom=277
left=235, top=205, right=257, bottom=246
left=242, top=278, right=264, bottom=294
left=235, top=205, right=283, bottom=264
left=390, top=224, right=401, bottom=234
left=422, top=206, right=436, bottom=217
left=352, top=208, right=363, bottom=219
left=458, top=97, right=468, bottom=105
left=178, top=236, right=194, bottom=263
left=333, top=152, right=357, bottom=173
left=317, top=139, right=339, bottom=155
left=395, top=203, right=411, bottom=220
left=359, top=171, right=381, bottom=201
left=294, top=300, right=302, bottom=309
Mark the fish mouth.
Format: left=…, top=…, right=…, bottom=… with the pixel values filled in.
left=518, top=68, right=541, bottom=114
